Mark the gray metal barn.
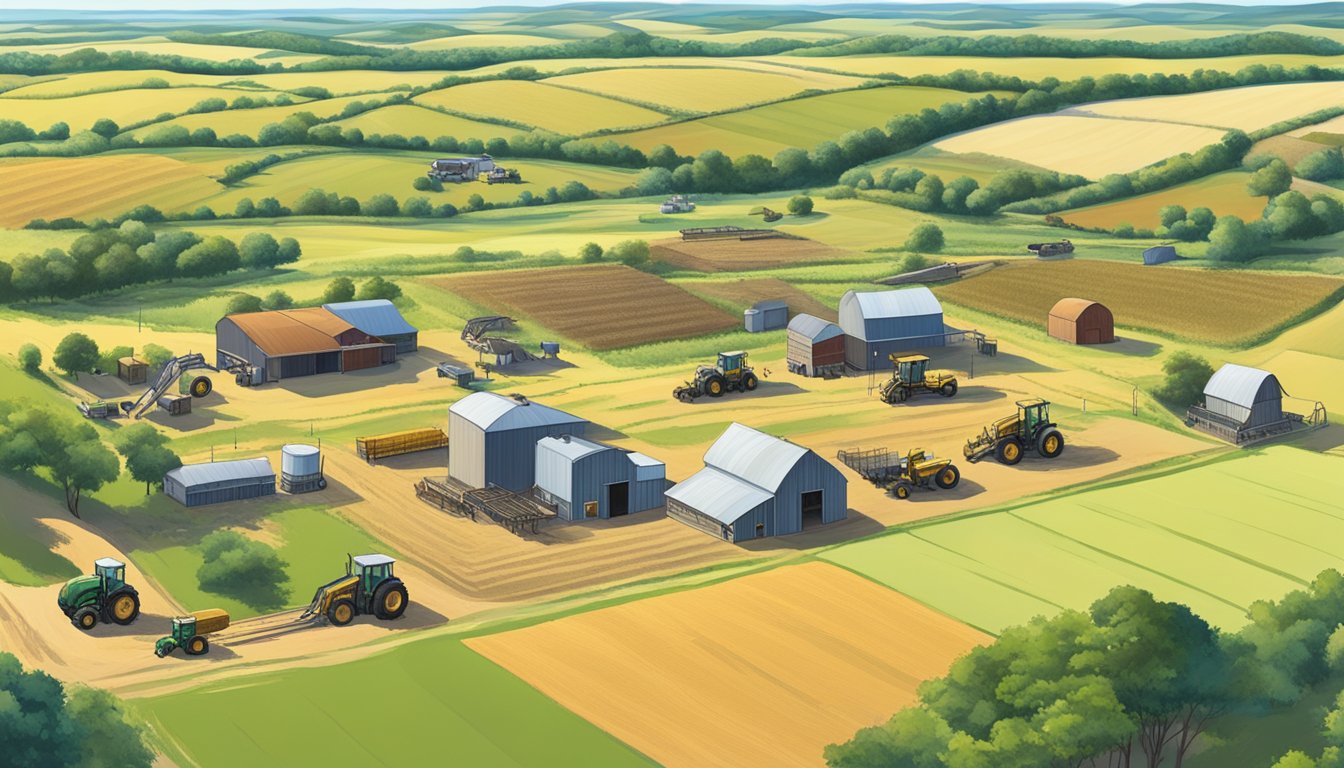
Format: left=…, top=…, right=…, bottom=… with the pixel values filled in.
left=1202, top=364, right=1284, bottom=428
left=839, top=287, right=945, bottom=371
left=534, top=436, right=667, bottom=521
left=164, top=458, right=276, bottom=507
left=744, top=300, right=789, bottom=333
left=665, top=423, right=847, bottom=543
left=448, top=392, right=588, bottom=492
left=1143, top=245, right=1179, bottom=266
left=323, top=300, right=419, bottom=354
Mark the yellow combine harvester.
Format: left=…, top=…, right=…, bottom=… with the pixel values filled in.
left=837, top=446, right=961, bottom=500
left=964, top=398, right=1066, bottom=465
left=879, top=354, right=958, bottom=404
left=302, top=554, right=410, bottom=626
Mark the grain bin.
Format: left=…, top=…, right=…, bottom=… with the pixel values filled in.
left=280, top=443, right=326, bottom=494
left=744, top=308, right=764, bottom=333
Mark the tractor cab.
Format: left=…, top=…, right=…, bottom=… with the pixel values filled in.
left=350, top=554, right=396, bottom=596
left=894, top=355, right=930, bottom=384
left=171, top=614, right=197, bottom=641
left=1018, top=399, right=1051, bottom=435
left=718, top=351, right=747, bottom=376
left=95, top=557, right=126, bottom=591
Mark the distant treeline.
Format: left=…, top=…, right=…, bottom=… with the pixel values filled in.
left=796, top=30, right=1344, bottom=59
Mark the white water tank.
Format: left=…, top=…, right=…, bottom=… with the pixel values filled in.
left=281, top=444, right=321, bottom=477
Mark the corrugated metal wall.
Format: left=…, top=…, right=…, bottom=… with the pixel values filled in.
left=483, top=423, right=590, bottom=493
left=728, top=501, right=772, bottom=542
left=789, top=332, right=846, bottom=374
left=1049, top=305, right=1114, bottom=345
left=845, top=335, right=945, bottom=371
left=1207, top=377, right=1283, bottom=427
left=534, top=444, right=576, bottom=503
left=864, top=312, right=944, bottom=345
left=165, top=475, right=187, bottom=504
left=216, top=318, right=269, bottom=372
left=631, top=478, right=669, bottom=515
left=771, top=452, right=847, bottom=535
left=384, top=333, right=418, bottom=354
left=448, top=416, right=486, bottom=489
left=341, top=346, right=387, bottom=372
left=178, top=478, right=276, bottom=507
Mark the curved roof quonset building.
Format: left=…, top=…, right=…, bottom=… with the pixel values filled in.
left=665, top=423, right=846, bottom=543
left=1203, top=363, right=1284, bottom=428
left=839, top=287, right=944, bottom=370
left=448, top=392, right=588, bottom=492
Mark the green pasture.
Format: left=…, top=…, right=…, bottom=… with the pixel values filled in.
left=823, top=447, right=1344, bottom=633
left=136, top=637, right=655, bottom=768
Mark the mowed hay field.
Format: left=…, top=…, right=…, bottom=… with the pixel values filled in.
left=441, top=264, right=738, bottom=349
left=612, top=85, right=1004, bottom=157
left=931, top=114, right=1227, bottom=178
left=467, top=562, right=989, bottom=768
left=543, top=66, right=865, bottom=113
left=126, top=95, right=369, bottom=140
left=0, top=155, right=220, bottom=227
left=824, top=448, right=1344, bottom=633
left=1073, top=82, right=1344, bottom=132
left=0, top=86, right=275, bottom=132
left=649, top=236, right=852, bottom=272
left=329, top=103, right=510, bottom=141
left=414, top=80, right=668, bottom=135
left=936, top=260, right=1344, bottom=345
left=1061, top=170, right=1268, bottom=229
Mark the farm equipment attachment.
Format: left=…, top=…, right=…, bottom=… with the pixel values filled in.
left=674, top=351, right=760, bottom=402
left=78, top=400, right=120, bottom=419
left=155, top=609, right=230, bottom=657
left=482, top=167, right=521, bottom=184
left=1027, top=239, right=1074, bottom=258
left=301, top=554, right=409, bottom=626
left=837, top=446, right=961, bottom=500
left=113, top=352, right=255, bottom=419
left=58, top=558, right=140, bottom=631
left=878, top=354, right=958, bottom=404
left=964, top=398, right=1066, bottom=465
left=750, top=206, right=783, bottom=223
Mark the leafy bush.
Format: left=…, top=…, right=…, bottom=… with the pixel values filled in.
left=322, top=277, right=355, bottom=304
left=788, top=195, right=814, bottom=215
left=196, top=531, right=289, bottom=610
left=579, top=242, right=603, bottom=263
left=356, top=276, right=402, bottom=301
left=53, top=333, right=98, bottom=378
left=903, top=223, right=944, bottom=252
left=1152, top=351, right=1214, bottom=408
left=225, top=293, right=263, bottom=315
left=18, top=343, right=41, bottom=372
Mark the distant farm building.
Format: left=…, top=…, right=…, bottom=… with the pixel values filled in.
left=448, top=392, right=588, bottom=492
left=322, top=300, right=419, bottom=354
left=665, top=423, right=847, bottom=543
left=839, top=287, right=945, bottom=370
left=744, top=300, right=788, bottom=333
left=1143, top=245, right=1179, bottom=266
left=216, top=308, right=398, bottom=382
left=534, top=436, right=668, bottom=521
left=1048, top=298, right=1115, bottom=345
left=786, top=314, right=845, bottom=378
left=164, top=458, right=276, bottom=507
left=1184, top=363, right=1330, bottom=444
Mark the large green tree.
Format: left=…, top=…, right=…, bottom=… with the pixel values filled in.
left=53, top=332, right=99, bottom=379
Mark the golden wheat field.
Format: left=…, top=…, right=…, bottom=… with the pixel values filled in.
left=329, top=103, right=510, bottom=141
left=1073, top=81, right=1344, bottom=132
left=1061, top=170, right=1268, bottom=229
left=467, top=563, right=989, bottom=768
left=936, top=260, right=1344, bottom=345
left=414, top=80, right=669, bottom=135
left=440, top=264, right=740, bottom=349
left=931, top=115, right=1228, bottom=178
left=0, top=86, right=278, bottom=132
left=759, top=53, right=1344, bottom=80
left=0, top=155, right=220, bottom=227
left=543, top=66, right=866, bottom=113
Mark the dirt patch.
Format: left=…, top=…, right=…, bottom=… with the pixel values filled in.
left=1250, top=134, right=1336, bottom=168
left=438, top=264, right=739, bottom=350
left=684, top=277, right=838, bottom=321
left=936, top=259, right=1344, bottom=346
left=650, top=236, right=852, bottom=273
left=468, top=562, right=989, bottom=768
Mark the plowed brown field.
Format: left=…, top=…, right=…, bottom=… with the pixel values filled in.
left=650, top=235, right=851, bottom=272
left=440, top=264, right=738, bottom=349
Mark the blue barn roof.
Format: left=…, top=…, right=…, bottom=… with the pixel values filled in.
left=322, top=300, right=417, bottom=337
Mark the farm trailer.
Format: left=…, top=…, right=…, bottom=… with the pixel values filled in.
left=415, top=476, right=557, bottom=536
left=356, top=428, right=449, bottom=463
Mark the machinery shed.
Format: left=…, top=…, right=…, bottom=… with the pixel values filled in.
left=534, top=436, right=667, bottom=521
left=665, top=423, right=846, bottom=543
left=164, top=458, right=276, bottom=507
left=744, top=300, right=789, bottom=333
left=1202, top=364, right=1284, bottom=429
left=448, top=392, right=588, bottom=492
left=323, top=299, right=419, bottom=354
left=1048, top=298, right=1115, bottom=345
left=786, top=313, right=845, bottom=378
left=839, top=288, right=945, bottom=370
left=216, top=308, right=396, bottom=382
left=1143, top=245, right=1179, bottom=265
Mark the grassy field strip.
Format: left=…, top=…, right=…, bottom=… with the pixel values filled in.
left=328, top=103, right=513, bottom=141
left=0, top=86, right=282, bottom=133
left=823, top=447, right=1344, bottom=634
left=543, top=65, right=866, bottom=112
left=1061, top=169, right=1267, bottom=229
left=758, top=53, right=1344, bottom=80
left=414, top=80, right=669, bottom=135
left=125, top=94, right=373, bottom=140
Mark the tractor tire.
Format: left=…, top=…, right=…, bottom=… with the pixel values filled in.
left=186, top=636, right=209, bottom=656
left=941, top=381, right=958, bottom=398
left=1037, top=428, right=1065, bottom=459
left=996, top=438, right=1024, bottom=466
left=892, top=481, right=914, bottom=500
left=189, top=376, right=213, bottom=398
left=896, top=387, right=908, bottom=403
left=328, top=599, right=356, bottom=627
left=73, top=607, right=98, bottom=631
left=935, top=465, right=961, bottom=490
left=373, top=581, right=410, bottom=621
left=705, top=375, right=726, bottom=398
left=742, top=373, right=759, bottom=391
left=107, top=590, right=140, bottom=626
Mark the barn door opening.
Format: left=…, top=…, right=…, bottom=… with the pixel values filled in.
left=607, top=482, right=629, bottom=517
left=801, top=490, right=824, bottom=528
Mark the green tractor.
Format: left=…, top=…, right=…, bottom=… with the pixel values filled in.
left=301, top=554, right=410, bottom=626
left=674, top=351, right=760, bottom=402
left=58, top=558, right=141, bottom=631
left=964, top=398, right=1066, bottom=465
left=155, top=609, right=230, bottom=658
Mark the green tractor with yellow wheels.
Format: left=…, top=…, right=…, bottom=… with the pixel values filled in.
left=58, top=558, right=141, bottom=631
left=964, top=399, right=1066, bottom=465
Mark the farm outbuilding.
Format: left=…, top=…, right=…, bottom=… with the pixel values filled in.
left=786, top=314, right=845, bottom=378
left=534, top=435, right=667, bottom=521
left=665, top=423, right=847, bottom=543
left=1187, top=363, right=1327, bottom=444
left=839, top=288, right=945, bottom=370
left=117, top=356, right=148, bottom=385
left=744, top=300, right=788, bottom=333
left=322, top=300, right=419, bottom=354
left=164, top=458, right=276, bottom=507
left=1048, top=298, right=1115, bottom=345
left=1143, top=245, right=1179, bottom=266
left=216, top=308, right=398, bottom=382
left=448, top=392, right=588, bottom=492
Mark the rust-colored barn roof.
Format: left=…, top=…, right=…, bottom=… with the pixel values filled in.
left=278, top=307, right=358, bottom=338
left=1049, top=297, right=1105, bottom=321
left=224, top=311, right=343, bottom=356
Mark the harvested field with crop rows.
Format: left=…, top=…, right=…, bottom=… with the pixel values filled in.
left=650, top=236, right=851, bottom=272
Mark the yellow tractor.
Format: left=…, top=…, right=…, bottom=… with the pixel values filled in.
left=301, top=554, right=409, bottom=626
left=964, top=398, right=1066, bottom=465
left=837, top=446, right=961, bottom=500
left=879, top=354, right=959, bottom=404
